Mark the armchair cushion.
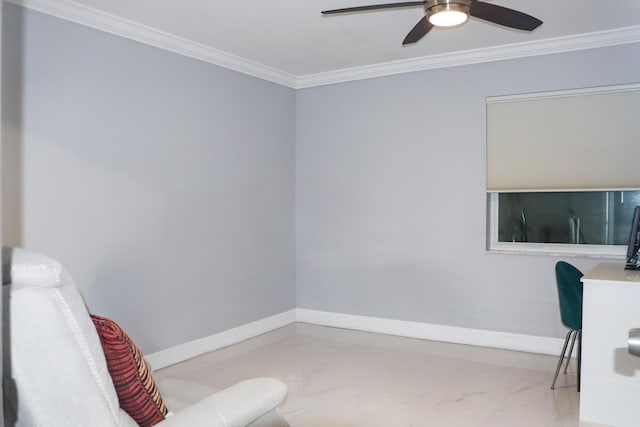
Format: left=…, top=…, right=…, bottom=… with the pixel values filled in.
left=92, top=315, right=168, bottom=427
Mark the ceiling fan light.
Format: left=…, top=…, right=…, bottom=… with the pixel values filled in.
left=428, top=3, right=469, bottom=27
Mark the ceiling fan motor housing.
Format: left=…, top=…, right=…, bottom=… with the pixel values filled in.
left=425, top=0, right=472, bottom=20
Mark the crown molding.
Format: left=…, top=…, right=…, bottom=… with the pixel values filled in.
left=296, top=26, right=640, bottom=88
left=8, top=0, right=640, bottom=90
left=6, top=0, right=299, bottom=89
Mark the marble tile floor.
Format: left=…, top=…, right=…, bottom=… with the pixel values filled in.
left=156, top=323, right=580, bottom=427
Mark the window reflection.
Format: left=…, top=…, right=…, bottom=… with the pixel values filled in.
left=497, top=191, right=640, bottom=245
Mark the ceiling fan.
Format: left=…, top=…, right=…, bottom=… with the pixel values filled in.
left=321, top=0, right=543, bottom=45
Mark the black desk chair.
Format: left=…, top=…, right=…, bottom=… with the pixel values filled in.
left=551, top=261, right=584, bottom=391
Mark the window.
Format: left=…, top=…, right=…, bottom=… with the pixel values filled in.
left=485, top=84, right=640, bottom=257
left=488, top=191, right=640, bottom=257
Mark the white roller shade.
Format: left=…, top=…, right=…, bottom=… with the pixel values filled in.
left=487, top=84, right=640, bottom=192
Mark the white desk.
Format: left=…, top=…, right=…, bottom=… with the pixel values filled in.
left=580, top=263, right=640, bottom=427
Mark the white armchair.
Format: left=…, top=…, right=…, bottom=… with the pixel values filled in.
left=2, top=247, right=289, bottom=427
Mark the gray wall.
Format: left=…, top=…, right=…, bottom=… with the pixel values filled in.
left=1, top=4, right=296, bottom=353
left=296, top=43, right=640, bottom=339
left=3, top=2, right=640, bottom=355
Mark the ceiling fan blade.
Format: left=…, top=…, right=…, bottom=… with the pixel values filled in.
left=403, top=16, right=433, bottom=45
left=469, top=1, right=542, bottom=31
left=322, top=1, right=424, bottom=15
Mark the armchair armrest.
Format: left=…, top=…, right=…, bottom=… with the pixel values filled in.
left=158, top=378, right=287, bottom=427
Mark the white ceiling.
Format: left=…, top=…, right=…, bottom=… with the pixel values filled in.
left=11, top=0, right=640, bottom=87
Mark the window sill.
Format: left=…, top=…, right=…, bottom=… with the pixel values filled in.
left=487, top=242, right=627, bottom=259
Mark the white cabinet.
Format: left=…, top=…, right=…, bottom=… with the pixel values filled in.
left=580, top=263, right=640, bottom=427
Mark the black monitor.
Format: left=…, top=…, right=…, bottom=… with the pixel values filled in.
left=625, top=206, right=640, bottom=270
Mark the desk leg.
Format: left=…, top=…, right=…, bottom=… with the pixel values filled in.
left=577, top=329, right=582, bottom=392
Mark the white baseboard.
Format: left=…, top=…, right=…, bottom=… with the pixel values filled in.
left=148, top=308, right=566, bottom=370
left=295, top=309, right=565, bottom=357
left=146, top=309, right=297, bottom=370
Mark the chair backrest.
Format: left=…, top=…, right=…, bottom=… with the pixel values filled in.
left=555, top=261, right=584, bottom=330
left=2, top=247, right=137, bottom=427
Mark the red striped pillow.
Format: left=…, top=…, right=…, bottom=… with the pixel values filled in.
left=91, top=315, right=168, bottom=427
